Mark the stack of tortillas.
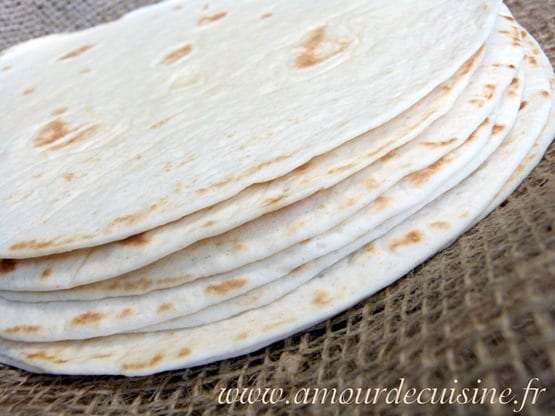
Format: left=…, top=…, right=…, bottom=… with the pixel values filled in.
left=0, top=0, right=553, bottom=376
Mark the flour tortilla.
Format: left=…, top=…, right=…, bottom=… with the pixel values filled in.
left=3, top=51, right=524, bottom=306
left=0, top=0, right=501, bottom=257
left=0, top=46, right=486, bottom=292
left=142, top=71, right=523, bottom=332
left=0, top=66, right=526, bottom=341
left=0, top=38, right=550, bottom=374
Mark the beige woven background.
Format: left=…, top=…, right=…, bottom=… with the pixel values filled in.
left=0, top=1, right=554, bottom=415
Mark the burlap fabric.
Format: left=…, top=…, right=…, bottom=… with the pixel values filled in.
left=0, top=1, right=553, bottom=415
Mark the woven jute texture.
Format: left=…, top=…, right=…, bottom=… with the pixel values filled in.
left=0, top=1, right=554, bottom=415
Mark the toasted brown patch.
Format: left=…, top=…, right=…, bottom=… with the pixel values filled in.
left=79, top=68, right=91, bottom=74
left=70, top=311, right=105, bottom=326
left=378, top=150, right=398, bottom=162
left=263, top=316, right=297, bottom=332
left=389, top=230, right=423, bottom=250
left=0, top=259, right=17, bottom=274
left=117, top=308, right=134, bottom=319
left=24, top=351, right=68, bottom=364
left=292, top=160, right=312, bottom=174
left=406, top=157, right=450, bottom=185
left=206, top=278, right=246, bottom=295
left=233, top=242, right=248, bottom=253
left=460, top=45, right=484, bottom=75
left=177, top=347, right=191, bottom=358
left=234, top=331, right=250, bottom=341
left=541, top=90, right=550, bottom=98
left=158, top=302, right=175, bottom=313
left=374, top=196, right=391, bottom=210
left=484, top=83, right=496, bottom=100
left=106, top=277, right=153, bottom=292
left=40, top=267, right=52, bottom=280
left=108, top=197, right=169, bottom=229
left=150, top=114, right=176, bottom=129
left=261, top=12, right=272, bottom=19
left=492, top=124, right=505, bottom=135
left=469, top=98, right=484, bottom=107
left=295, top=26, right=349, bottom=69
left=5, top=325, right=41, bottom=334
left=58, top=44, right=95, bottom=61
left=422, top=137, right=458, bottom=147
left=93, top=353, right=113, bottom=359
left=202, top=219, right=217, bottom=228
left=365, top=178, right=379, bottom=189
left=198, top=11, right=227, bottom=26
left=519, top=100, right=528, bottom=111
left=312, top=290, right=331, bottom=307
left=119, top=232, right=151, bottom=247
left=51, top=107, right=68, bottom=116
left=363, top=243, right=375, bottom=255
left=263, top=194, right=285, bottom=207
left=430, top=221, right=450, bottom=229
left=33, top=119, right=70, bottom=147
left=526, top=55, right=538, bottom=66
left=122, top=353, right=163, bottom=371
left=1, top=65, right=11, bottom=71
left=9, top=234, right=94, bottom=252
left=160, top=44, right=193, bottom=65
left=22, top=86, right=36, bottom=96
left=49, top=124, right=101, bottom=151
left=62, top=172, right=75, bottom=182
left=502, top=15, right=515, bottom=22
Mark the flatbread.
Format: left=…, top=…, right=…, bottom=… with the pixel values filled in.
left=0, top=34, right=549, bottom=373
left=0, top=0, right=501, bottom=256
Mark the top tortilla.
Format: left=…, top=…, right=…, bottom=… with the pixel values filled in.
left=0, top=0, right=500, bottom=256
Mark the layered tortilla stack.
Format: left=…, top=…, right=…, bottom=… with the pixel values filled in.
left=0, top=0, right=552, bottom=375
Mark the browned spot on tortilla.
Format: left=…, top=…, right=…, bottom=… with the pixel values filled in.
left=70, top=311, right=105, bottom=326
left=122, top=353, right=163, bottom=371
left=263, top=194, right=285, bottom=207
left=160, top=44, right=193, bottom=65
left=291, top=264, right=308, bottom=274
left=261, top=12, right=272, bottom=19
left=24, top=351, right=68, bottom=364
left=406, top=157, right=450, bottom=185
left=365, top=178, right=379, bottom=189
left=79, top=67, right=91, bottom=74
left=22, top=86, right=36, bottom=96
left=2, top=65, right=11, bottom=71
left=526, top=55, right=538, bottom=66
left=157, top=274, right=193, bottom=287
left=389, top=230, right=423, bottom=250
left=460, top=45, right=484, bottom=75
left=150, top=115, right=176, bottom=129
left=51, top=107, right=68, bottom=116
left=363, top=243, right=375, bottom=255
left=206, top=278, right=246, bottom=295
left=117, top=308, right=134, bottom=319
left=40, top=267, right=52, bottom=280
left=49, top=124, right=101, bottom=151
left=58, top=44, right=95, bottom=61
left=119, top=232, right=151, bottom=247
left=9, top=234, right=95, bottom=252
left=541, top=90, right=550, bottom=98
left=245, top=155, right=291, bottom=177
left=459, top=211, right=470, bottom=218
left=198, top=11, right=227, bottom=26
left=484, top=83, right=496, bottom=99
left=5, top=325, right=41, bottom=334
left=158, top=302, right=175, bottom=313
left=492, top=124, right=505, bottom=135
left=0, top=259, right=17, bottom=274
left=263, top=316, right=297, bottom=332
left=93, top=353, right=113, bottom=359
left=233, top=242, right=248, bottom=252
left=469, top=98, right=484, bottom=107
left=374, top=196, right=391, bottom=210
left=234, top=332, right=249, bottom=341
left=430, top=221, right=450, bottom=229
left=106, top=276, right=153, bottom=292
left=422, top=137, right=458, bottom=147
left=519, top=100, right=528, bottom=110
left=33, top=119, right=70, bottom=147
left=327, top=162, right=357, bottom=175
left=62, top=172, right=75, bottom=182
left=295, top=26, right=349, bottom=69
left=108, top=197, right=169, bottom=229
left=502, top=15, right=515, bottom=22
left=292, top=160, right=312, bottom=174
left=177, top=347, right=191, bottom=358
left=312, top=290, right=331, bottom=307
left=379, top=149, right=399, bottom=163
left=202, top=219, right=216, bottom=228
